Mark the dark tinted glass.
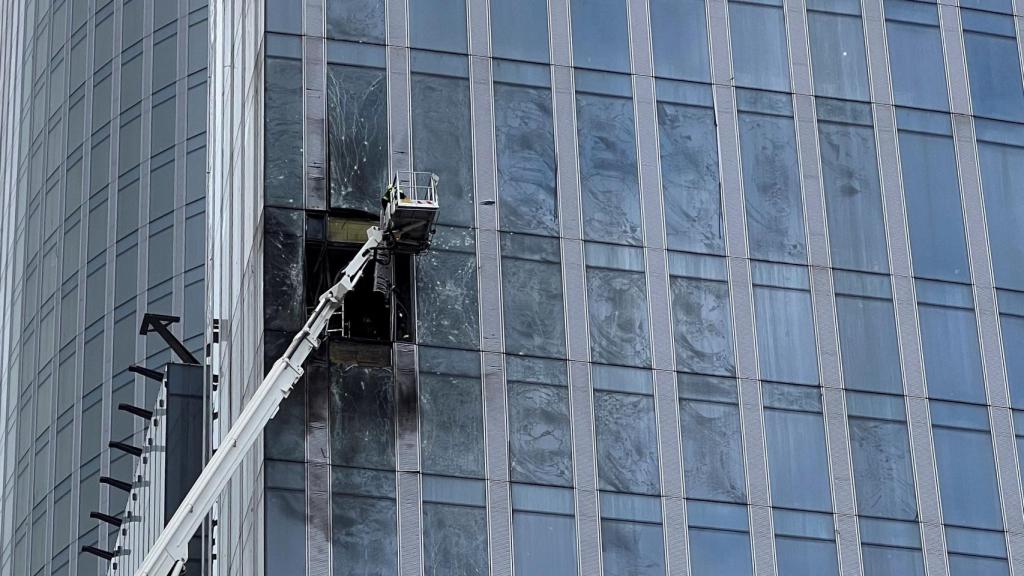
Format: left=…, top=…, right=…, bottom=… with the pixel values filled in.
left=264, top=57, right=304, bottom=207
left=501, top=234, right=566, bottom=358
left=328, top=61, right=388, bottom=214
left=416, top=227, right=479, bottom=348
left=419, top=349, right=484, bottom=478
left=507, top=358, right=573, bottom=486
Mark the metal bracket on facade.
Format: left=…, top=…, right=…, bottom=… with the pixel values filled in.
left=139, top=313, right=200, bottom=365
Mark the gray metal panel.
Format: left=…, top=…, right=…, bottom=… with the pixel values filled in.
left=823, top=388, right=856, bottom=514
left=648, top=250, right=674, bottom=372
left=483, top=352, right=508, bottom=482
left=835, top=513, right=862, bottom=576
left=305, top=0, right=325, bottom=38
left=750, top=504, right=778, bottom=576
left=977, top=286, right=1010, bottom=408
left=730, top=259, right=759, bottom=380
left=1009, top=531, right=1024, bottom=576
left=477, top=229, right=502, bottom=353
left=487, top=480, right=512, bottom=576
left=952, top=115, right=993, bottom=290
left=739, top=379, right=769, bottom=507
left=715, top=86, right=748, bottom=260
left=387, top=0, right=410, bottom=46
left=394, top=343, right=420, bottom=473
left=577, top=489, right=602, bottom=576
left=874, top=105, right=912, bottom=277
left=549, top=0, right=573, bottom=66
left=627, top=0, right=653, bottom=77
left=989, top=407, right=1024, bottom=540
left=635, top=75, right=665, bottom=251
left=472, top=57, right=498, bottom=232
left=562, top=239, right=590, bottom=363
left=569, top=361, right=601, bottom=575
left=786, top=0, right=813, bottom=95
left=907, top=397, right=942, bottom=525
left=939, top=4, right=971, bottom=116
left=862, top=0, right=893, bottom=105
left=708, top=0, right=734, bottom=85
left=664, top=496, right=689, bottom=576
left=655, top=368, right=689, bottom=575
left=893, top=272, right=927, bottom=401
left=306, top=462, right=332, bottom=576
left=468, top=0, right=491, bottom=57
left=811, top=267, right=842, bottom=389
left=922, top=522, right=949, bottom=576
left=303, top=37, right=327, bottom=211
left=397, top=471, right=422, bottom=576
left=554, top=66, right=582, bottom=240
left=388, top=48, right=412, bottom=174
left=795, top=94, right=829, bottom=268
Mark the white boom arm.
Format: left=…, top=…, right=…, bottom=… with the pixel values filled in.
left=135, top=227, right=384, bottom=576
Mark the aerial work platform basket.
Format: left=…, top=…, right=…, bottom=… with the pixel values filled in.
left=381, top=171, right=440, bottom=254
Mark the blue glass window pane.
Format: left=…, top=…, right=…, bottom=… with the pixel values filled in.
left=679, top=376, right=746, bottom=502
left=577, top=90, right=643, bottom=245
left=1001, top=292, right=1024, bottom=408
left=932, top=408, right=1003, bottom=530
left=884, top=3, right=948, bottom=110
left=807, top=8, right=870, bottom=100
left=848, top=410, right=918, bottom=520
left=595, top=390, right=660, bottom=494
left=754, top=282, right=818, bottom=385
left=491, top=0, right=549, bottom=62
left=650, top=0, right=711, bottom=81
left=775, top=537, right=839, bottom=576
left=689, top=528, right=753, bottom=576
left=817, top=101, right=888, bottom=273
left=964, top=22, right=1024, bottom=122
left=423, top=503, right=488, bottom=575
left=948, top=556, right=1010, bottom=576
left=898, top=125, right=970, bottom=282
left=738, top=96, right=806, bottom=263
left=601, top=519, right=666, bottom=576
left=410, top=0, right=467, bottom=53
left=729, top=1, right=790, bottom=91
left=764, top=391, right=832, bottom=511
left=979, top=140, right=1024, bottom=291
left=918, top=294, right=985, bottom=404
left=327, top=0, right=385, bottom=43
left=657, top=93, right=723, bottom=254
left=512, top=512, right=578, bottom=575
left=411, top=59, right=475, bottom=227
left=495, top=79, right=558, bottom=236
left=571, top=0, right=631, bottom=72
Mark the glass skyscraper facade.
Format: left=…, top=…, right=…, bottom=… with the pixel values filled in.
left=6, top=0, right=1024, bottom=575
left=0, top=0, right=208, bottom=575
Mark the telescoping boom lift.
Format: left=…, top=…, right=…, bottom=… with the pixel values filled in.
left=135, top=172, right=440, bottom=576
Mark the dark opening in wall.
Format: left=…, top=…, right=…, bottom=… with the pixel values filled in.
left=305, top=215, right=416, bottom=343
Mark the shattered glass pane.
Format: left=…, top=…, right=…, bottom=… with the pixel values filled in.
left=416, top=226, right=479, bottom=349
left=264, top=57, right=304, bottom=207
left=849, top=417, right=918, bottom=519
left=329, top=361, right=395, bottom=471
left=263, top=208, right=305, bottom=332
left=332, top=493, right=398, bottom=575
left=658, top=101, right=723, bottom=254
left=670, top=276, right=734, bottom=376
left=328, top=64, right=388, bottom=215
left=495, top=83, right=558, bottom=236
left=423, top=503, right=488, bottom=576
left=508, top=381, right=573, bottom=486
left=327, top=0, right=385, bottom=43
left=501, top=233, right=566, bottom=358
left=412, top=72, right=474, bottom=227
left=595, top=391, right=660, bottom=495
left=680, top=398, right=746, bottom=502
left=739, top=107, right=806, bottom=263
left=586, top=267, right=652, bottom=367
left=577, top=92, right=643, bottom=245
